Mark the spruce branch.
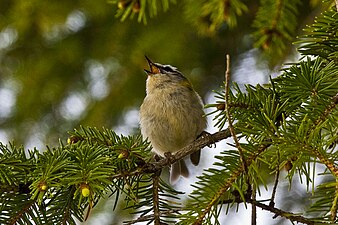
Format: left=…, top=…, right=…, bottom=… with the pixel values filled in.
left=8, top=200, right=36, bottom=225
left=297, top=8, right=338, bottom=61
left=220, top=196, right=324, bottom=225
left=117, top=128, right=232, bottom=224
left=183, top=0, right=248, bottom=34
left=247, top=199, right=321, bottom=225
left=112, top=0, right=177, bottom=23
left=312, top=146, right=338, bottom=178
left=312, top=93, right=338, bottom=130
left=307, top=93, right=338, bottom=178
left=143, top=128, right=232, bottom=172
left=108, top=128, right=232, bottom=181
left=253, top=0, right=301, bottom=64
left=191, top=143, right=271, bottom=225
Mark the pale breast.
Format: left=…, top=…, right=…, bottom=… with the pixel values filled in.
left=140, top=86, right=206, bottom=156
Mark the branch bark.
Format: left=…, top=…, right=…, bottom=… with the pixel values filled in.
left=248, top=200, right=319, bottom=225
left=143, top=128, right=232, bottom=172
left=110, top=128, right=232, bottom=179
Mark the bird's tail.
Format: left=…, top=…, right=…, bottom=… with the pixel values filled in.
left=170, top=159, right=189, bottom=184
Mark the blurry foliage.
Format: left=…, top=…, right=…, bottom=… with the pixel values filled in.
left=0, top=0, right=332, bottom=146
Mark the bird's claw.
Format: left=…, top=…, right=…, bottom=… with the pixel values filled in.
left=197, top=131, right=216, bottom=148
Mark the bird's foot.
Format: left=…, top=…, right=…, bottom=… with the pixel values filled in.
left=164, top=152, right=176, bottom=164
left=197, top=131, right=216, bottom=148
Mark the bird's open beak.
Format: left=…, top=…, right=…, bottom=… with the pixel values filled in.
left=144, top=56, right=160, bottom=75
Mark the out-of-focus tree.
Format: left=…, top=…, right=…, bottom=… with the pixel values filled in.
left=0, top=0, right=328, bottom=146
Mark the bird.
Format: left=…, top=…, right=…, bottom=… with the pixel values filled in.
left=139, top=56, right=207, bottom=183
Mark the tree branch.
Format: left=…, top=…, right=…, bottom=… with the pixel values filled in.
left=143, top=128, right=232, bottom=172
left=124, top=209, right=180, bottom=225
left=193, top=143, right=271, bottom=225
left=152, top=172, right=161, bottom=225
left=109, top=128, right=232, bottom=180
left=221, top=197, right=327, bottom=225
left=224, top=54, right=248, bottom=176
left=248, top=199, right=320, bottom=225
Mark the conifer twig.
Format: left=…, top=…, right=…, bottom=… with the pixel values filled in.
left=146, top=128, right=232, bottom=172
left=248, top=199, right=319, bottom=225
left=270, top=149, right=280, bottom=207
left=224, top=54, right=248, bottom=175
left=124, top=209, right=180, bottom=224
left=152, top=173, right=161, bottom=225
left=310, top=93, right=338, bottom=178
left=220, top=196, right=323, bottom=225
left=330, top=184, right=338, bottom=222
left=251, top=184, right=257, bottom=225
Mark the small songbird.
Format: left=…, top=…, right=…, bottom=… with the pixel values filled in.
left=139, top=56, right=207, bottom=183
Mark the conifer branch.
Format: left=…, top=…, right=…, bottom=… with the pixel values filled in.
left=252, top=0, right=300, bottom=64
left=221, top=196, right=324, bottom=224
left=248, top=199, right=320, bottom=225
left=8, top=200, right=36, bottom=225
left=109, top=128, right=232, bottom=182
left=220, top=196, right=326, bottom=224
left=224, top=54, right=248, bottom=176
left=124, top=209, right=180, bottom=225
left=144, top=128, right=232, bottom=172
left=193, top=143, right=271, bottom=225
left=331, top=185, right=338, bottom=222
left=152, top=172, right=161, bottom=225
left=310, top=93, right=338, bottom=178
left=313, top=147, right=338, bottom=178
left=312, top=93, right=338, bottom=129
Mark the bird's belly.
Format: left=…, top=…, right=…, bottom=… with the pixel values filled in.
left=140, top=106, right=201, bottom=156
left=140, top=89, right=206, bottom=157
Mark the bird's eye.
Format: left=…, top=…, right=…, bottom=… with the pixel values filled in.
left=162, top=66, right=176, bottom=73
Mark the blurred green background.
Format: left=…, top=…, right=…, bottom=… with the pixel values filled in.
left=0, top=0, right=324, bottom=147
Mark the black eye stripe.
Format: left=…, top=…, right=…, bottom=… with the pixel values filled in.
left=154, top=63, right=178, bottom=73
left=163, top=66, right=175, bottom=72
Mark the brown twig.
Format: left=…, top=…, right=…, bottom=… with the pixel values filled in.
left=224, top=54, right=248, bottom=175
left=124, top=209, right=180, bottom=225
left=270, top=149, right=280, bottom=207
left=152, top=172, right=161, bottom=225
left=251, top=185, right=257, bottom=225
left=248, top=199, right=319, bottom=225
left=220, top=195, right=328, bottom=225
left=220, top=197, right=321, bottom=225
left=143, top=128, right=232, bottom=173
